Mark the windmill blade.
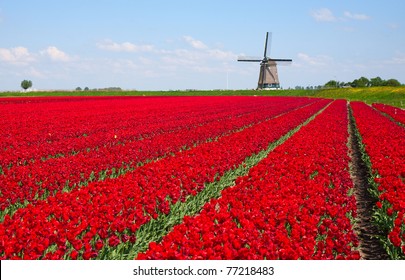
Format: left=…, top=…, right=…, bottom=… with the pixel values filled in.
left=267, top=32, right=272, bottom=57
left=237, top=59, right=262, bottom=62
left=267, top=59, right=293, bottom=66
left=263, top=32, right=269, bottom=58
left=268, top=58, right=292, bottom=62
left=237, top=56, right=262, bottom=62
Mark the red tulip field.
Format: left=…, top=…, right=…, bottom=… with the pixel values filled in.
left=0, top=96, right=404, bottom=260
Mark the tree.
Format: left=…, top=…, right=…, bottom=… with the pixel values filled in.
left=385, top=79, right=401, bottom=87
left=324, top=80, right=338, bottom=88
left=370, top=76, right=384, bottom=87
left=351, top=76, right=370, bottom=87
left=75, top=87, right=82, bottom=91
left=84, top=87, right=89, bottom=91
left=21, top=80, right=32, bottom=91
left=324, top=76, right=402, bottom=88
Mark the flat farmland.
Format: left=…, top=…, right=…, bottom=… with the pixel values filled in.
left=0, top=96, right=404, bottom=260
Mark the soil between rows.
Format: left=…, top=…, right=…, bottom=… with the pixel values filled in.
left=348, top=105, right=389, bottom=260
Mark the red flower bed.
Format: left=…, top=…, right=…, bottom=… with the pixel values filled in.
left=0, top=96, right=315, bottom=210
left=137, top=100, right=360, bottom=260
left=372, top=103, right=405, bottom=125
left=0, top=97, right=328, bottom=259
left=1, top=96, right=313, bottom=166
left=351, top=102, right=405, bottom=257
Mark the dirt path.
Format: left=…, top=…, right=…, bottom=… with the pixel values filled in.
left=347, top=104, right=389, bottom=260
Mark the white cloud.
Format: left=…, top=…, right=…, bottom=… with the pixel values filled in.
left=296, top=53, right=333, bottom=66
left=97, top=40, right=155, bottom=52
left=0, top=37, right=241, bottom=90
left=387, top=23, right=400, bottom=30
left=160, top=47, right=237, bottom=70
left=138, top=56, right=153, bottom=65
left=343, top=11, right=370, bottom=21
left=311, top=8, right=336, bottom=22
left=97, top=37, right=235, bottom=74
left=26, top=67, right=46, bottom=78
left=311, top=9, right=370, bottom=23
left=384, top=53, right=405, bottom=65
left=111, top=59, right=138, bottom=72
left=0, top=46, right=36, bottom=65
left=207, top=49, right=236, bottom=60
left=161, top=50, right=198, bottom=67
left=41, top=46, right=71, bottom=62
left=183, top=36, right=208, bottom=50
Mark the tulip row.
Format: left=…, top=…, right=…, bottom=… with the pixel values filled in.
left=0, top=96, right=235, bottom=161
left=0, top=98, right=329, bottom=259
left=350, top=102, right=405, bottom=259
left=0, top=97, right=315, bottom=212
left=137, top=100, right=361, bottom=260
left=1, top=96, right=310, bottom=168
left=372, top=103, right=405, bottom=126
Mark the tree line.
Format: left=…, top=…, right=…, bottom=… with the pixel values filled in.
left=324, top=76, right=402, bottom=88
left=18, top=80, right=123, bottom=92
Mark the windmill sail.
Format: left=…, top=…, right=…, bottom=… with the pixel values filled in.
left=237, top=56, right=262, bottom=62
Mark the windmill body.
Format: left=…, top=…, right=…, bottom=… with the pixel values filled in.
left=238, top=32, right=292, bottom=90
left=258, top=60, right=279, bottom=89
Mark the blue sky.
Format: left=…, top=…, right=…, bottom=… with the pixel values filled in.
left=1, top=0, right=404, bottom=91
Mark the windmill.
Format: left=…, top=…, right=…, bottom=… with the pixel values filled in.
left=238, top=32, right=292, bottom=90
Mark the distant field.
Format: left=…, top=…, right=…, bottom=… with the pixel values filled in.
left=1, top=86, right=404, bottom=108
left=313, top=87, right=405, bottom=108
left=263, top=87, right=405, bottom=108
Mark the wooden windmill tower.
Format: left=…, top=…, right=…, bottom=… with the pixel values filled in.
left=238, top=32, right=292, bottom=89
